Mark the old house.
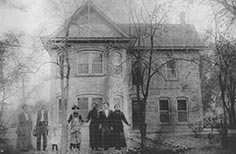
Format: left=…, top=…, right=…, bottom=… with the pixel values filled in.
left=43, top=0, right=204, bottom=142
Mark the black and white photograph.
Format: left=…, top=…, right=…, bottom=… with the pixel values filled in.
left=0, top=0, right=236, bottom=154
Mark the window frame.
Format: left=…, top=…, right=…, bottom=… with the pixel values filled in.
left=113, top=95, right=123, bottom=111
left=165, top=59, right=178, bottom=81
left=57, top=98, right=65, bottom=125
left=111, top=51, right=122, bottom=76
left=158, top=98, right=171, bottom=124
left=176, top=97, right=188, bottom=124
left=76, top=51, right=104, bottom=75
left=76, top=94, right=104, bottom=121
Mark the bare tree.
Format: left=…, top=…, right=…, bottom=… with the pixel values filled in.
left=125, top=0, right=202, bottom=149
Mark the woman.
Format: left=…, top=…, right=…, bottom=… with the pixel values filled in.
left=16, top=104, right=32, bottom=151
left=98, top=102, right=113, bottom=150
left=67, top=105, right=83, bottom=152
left=86, top=103, right=100, bottom=151
left=112, top=104, right=130, bottom=150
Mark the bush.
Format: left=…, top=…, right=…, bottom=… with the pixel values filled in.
left=188, top=122, right=204, bottom=138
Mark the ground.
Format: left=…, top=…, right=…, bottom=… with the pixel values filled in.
left=1, top=128, right=236, bottom=154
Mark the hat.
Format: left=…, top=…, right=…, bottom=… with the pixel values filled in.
left=71, top=104, right=80, bottom=110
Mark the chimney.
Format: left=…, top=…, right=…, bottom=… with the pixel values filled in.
left=179, top=11, right=186, bottom=25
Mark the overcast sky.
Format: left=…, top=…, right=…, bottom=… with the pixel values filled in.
left=0, top=0, right=213, bottom=37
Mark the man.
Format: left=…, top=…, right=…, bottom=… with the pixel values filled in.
left=36, top=101, right=49, bottom=152
left=98, top=102, right=113, bottom=150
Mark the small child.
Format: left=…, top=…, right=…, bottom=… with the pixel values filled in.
left=50, top=126, right=60, bottom=153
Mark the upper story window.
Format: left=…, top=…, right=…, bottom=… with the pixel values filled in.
left=159, top=98, right=170, bottom=123
left=166, top=59, right=178, bottom=80
left=111, top=52, right=122, bottom=76
left=177, top=98, right=188, bottom=123
left=77, top=51, right=103, bottom=75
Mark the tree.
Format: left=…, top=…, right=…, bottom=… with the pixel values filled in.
left=125, top=0, right=202, bottom=149
left=0, top=33, right=23, bottom=124
left=42, top=1, right=85, bottom=152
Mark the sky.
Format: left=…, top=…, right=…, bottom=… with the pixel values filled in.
left=0, top=0, right=214, bottom=36
left=0, top=0, right=215, bottom=108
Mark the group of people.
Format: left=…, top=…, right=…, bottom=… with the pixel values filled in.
left=16, top=103, right=50, bottom=153
left=86, top=102, right=130, bottom=151
left=16, top=101, right=130, bottom=153
left=67, top=101, right=130, bottom=152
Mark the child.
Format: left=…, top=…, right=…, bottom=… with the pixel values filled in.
left=50, top=126, right=59, bottom=153
left=67, top=105, right=83, bottom=152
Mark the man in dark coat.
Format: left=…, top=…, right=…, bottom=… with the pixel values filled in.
left=98, top=102, right=113, bottom=150
left=35, top=102, right=49, bottom=152
left=86, top=103, right=100, bottom=151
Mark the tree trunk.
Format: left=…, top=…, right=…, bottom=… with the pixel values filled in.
left=0, top=52, right=5, bottom=123
left=139, top=100, right=147, bottom=150
left=221, top=120, right=228, bottom=149
left=229, top=104, right=236, bottom=128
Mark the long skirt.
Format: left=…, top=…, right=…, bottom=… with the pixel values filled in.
left=113, top=126, right=126, bottom=148
left=101, top=125, right=112, bottom=148
left=89, top=124, right=100, bottom=148
left=16, top=123, right=32, bottom=150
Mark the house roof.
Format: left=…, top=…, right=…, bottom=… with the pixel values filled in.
left=48, top=1, right=205, bottom=49
left=118, top=24, right=204, bottom=48
left=49, top=1, right=128, bottom=38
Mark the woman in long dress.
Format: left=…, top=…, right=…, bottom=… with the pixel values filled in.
left=86, top=103, right=100, bottom=151
left=16, top=104, right=32, bottom=151
left=112, top=104, right=130, bottom=150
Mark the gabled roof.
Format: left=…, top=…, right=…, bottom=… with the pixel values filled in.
left=50, top=1, right=128, bottom=38
left=48, top=0, right=205, bottom=49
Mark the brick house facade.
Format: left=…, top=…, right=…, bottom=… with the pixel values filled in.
left=43, top=1, right=204, bottom=139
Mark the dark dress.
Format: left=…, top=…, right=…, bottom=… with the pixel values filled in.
left=112, top=110, right=129, bottom=148
left=98, top=109, right=113, bottom=149
left=86, top=108, right=100, bottom=148
left=16, top=111, right=32, bottom=151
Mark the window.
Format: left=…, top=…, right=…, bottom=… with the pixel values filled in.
left=159, top=99, right=170, bottom=123
left=113, top=96, right=123, bottom=111
left=77, top=96, right=103, bottom=119
left=77, top=51, right=103, bottom=75
left=77, top=53, right=89, bottom=74
left=91, top=53, right=103, bottom=73
left=177, top=98, right=188, bottom=123
left=77, top=97, right=89, bottom=120
left=132, top=60, right=143, bottom=86
left=111, top=52, right=122, bottom=75
left=58, top=98, right=65, bottom=124
left=166, top=59, right=177, bottom=80
left=132, top=100, right=140, bottom=129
